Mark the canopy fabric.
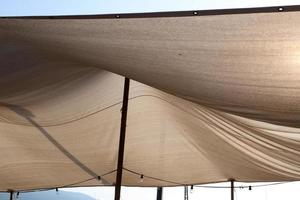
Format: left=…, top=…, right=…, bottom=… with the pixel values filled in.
left=0, top=7, right=300, bottom=191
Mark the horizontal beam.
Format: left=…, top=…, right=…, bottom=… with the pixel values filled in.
left=1, top=5, right=300, bottom=19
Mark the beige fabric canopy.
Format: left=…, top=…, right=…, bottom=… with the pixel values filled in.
left=0, top=6, right=300, bottom=191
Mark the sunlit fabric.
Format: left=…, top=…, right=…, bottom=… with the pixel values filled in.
left=0, top=9, right=299, bottom=191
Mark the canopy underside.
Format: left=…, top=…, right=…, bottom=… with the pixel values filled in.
left=0, top=6, right=299, bottom=191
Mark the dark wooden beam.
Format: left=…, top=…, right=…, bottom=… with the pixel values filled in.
left=114, top=78, right=130, bottom=200
left=2, top=5, right=299, bottom=19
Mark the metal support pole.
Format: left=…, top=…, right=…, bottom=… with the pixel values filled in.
left=230, top=179, right=234, bottom=200
left=156, top=187, right=163, bottom=200
left=9, top=191, right=13, bottom=200
left=184, top=186, right=189, bottom=200
left=114, top=78, right=130, bottom=200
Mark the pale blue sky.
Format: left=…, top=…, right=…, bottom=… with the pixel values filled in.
left=1, top=0, right=300, bottom=199
left=1, top=0, right=300, bottom=16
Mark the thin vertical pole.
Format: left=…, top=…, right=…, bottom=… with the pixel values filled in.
left=230, top=179, right=234, bottom=200
left=184, top=186, right=188, bottom=200
left=114, top=78, right=130, bottom=200
left=9, top=191, right=13, bottom=200
left=156, top=187, right=163, bottom=200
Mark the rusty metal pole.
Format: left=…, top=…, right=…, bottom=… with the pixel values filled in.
left=114, top=78, right=130, bottom=200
